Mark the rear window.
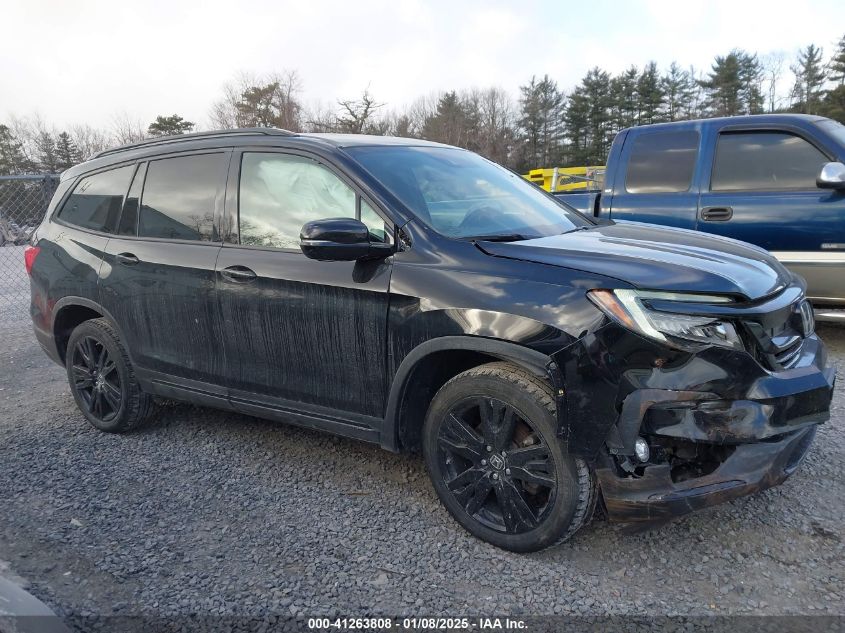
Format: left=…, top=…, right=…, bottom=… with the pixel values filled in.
left=139, top=153, right=224, bottom=241
left=711, top=132, right=829, bottom=192
left=57, top=165, right=134, bottom=232
left=625, top=131, right=699, bottom=194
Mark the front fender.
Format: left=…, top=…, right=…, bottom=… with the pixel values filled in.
left=381, top=334, right=567, bottom=451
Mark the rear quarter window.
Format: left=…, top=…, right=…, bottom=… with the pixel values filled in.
left=625, top=131, right=699, bottom=194
left=56, top=165, right=134, bottom=233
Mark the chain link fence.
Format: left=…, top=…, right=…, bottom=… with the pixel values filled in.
left=0, top=174, right=60, bottom=316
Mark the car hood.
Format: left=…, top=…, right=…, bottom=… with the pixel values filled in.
left=477, top=222, right=794, bottom=300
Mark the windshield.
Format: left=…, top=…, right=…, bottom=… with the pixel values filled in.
left=817, top=119, right=845, bottom=147
left=346, top=146, right=591, bottom=240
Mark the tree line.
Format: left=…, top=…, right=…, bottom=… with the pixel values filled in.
left=2, top=36, right=844, bottom=177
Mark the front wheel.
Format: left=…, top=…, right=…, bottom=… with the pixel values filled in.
left=423, top=362, right=596, bottom=552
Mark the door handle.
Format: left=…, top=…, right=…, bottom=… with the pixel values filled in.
left=221, top=265, right=257, bottom=283
left=116, top=252, right=139, bottom=266
left=700, top=206, right=733, bottom=221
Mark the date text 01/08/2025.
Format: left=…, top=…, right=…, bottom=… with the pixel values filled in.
left=306, top=617, right=527, bottom=630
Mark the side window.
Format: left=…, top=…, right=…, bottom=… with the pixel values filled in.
left=57, top=165, right=134, bottom=232
left=239, top=153, right=356, bottom=249
left=711, top=132, right=829, bottom=192
left=625, top=131, right=699, bottom=194
left=360, top=199, right=390, bottom=243
left=139, top=153, right=223, bottom=241
left=117, top=163, right=146, bottom=236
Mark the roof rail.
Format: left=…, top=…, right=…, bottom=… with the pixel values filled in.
left=92, top=127, right=296, bottom=159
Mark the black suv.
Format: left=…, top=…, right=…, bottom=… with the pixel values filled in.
left=27, top=129, right=835, bottom=552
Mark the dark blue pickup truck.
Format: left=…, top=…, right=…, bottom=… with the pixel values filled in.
left=558, top=115, right=845, bottom=312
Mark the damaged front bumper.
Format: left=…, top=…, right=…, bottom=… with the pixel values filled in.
left=552, top=320, right=836, bottom=524
left=596, top=426, right=817, bottom=522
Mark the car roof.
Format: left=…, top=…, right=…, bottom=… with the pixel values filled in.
left=61, top=128, right=454, bottom=181
left=621, top=113, right=829, bottom=134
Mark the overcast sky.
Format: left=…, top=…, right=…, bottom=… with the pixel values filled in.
left=2, top=0, right=843, bottom=130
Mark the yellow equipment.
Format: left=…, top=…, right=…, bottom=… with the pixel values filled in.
left=524, top=166, right=605, bottom=192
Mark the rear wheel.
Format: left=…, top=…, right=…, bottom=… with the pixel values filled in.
left=423, top=362, right=596, bottom=552
left=65, top=318, right=155, bottom=433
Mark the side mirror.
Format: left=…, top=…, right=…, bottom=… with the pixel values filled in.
left=817, top=162, right=845, bottom=190
left=300, top=218, right=393, bottom=262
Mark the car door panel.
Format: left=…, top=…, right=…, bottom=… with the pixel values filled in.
left=100, top=239, right=223, bottom=381
left=215, top=149, right=393, bottom=420
left=696, top=128, right=845, bottom=304
left=99, top=151, right=230, bottom=382
left=216, top=249, right=391, bottom=417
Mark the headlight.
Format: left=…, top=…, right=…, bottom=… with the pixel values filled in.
left=587, top=289, right=744, bottom=352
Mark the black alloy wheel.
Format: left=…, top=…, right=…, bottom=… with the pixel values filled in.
left=437, top=397, right=557, bottom=534
left=65, top=318, right=155, bottom=433
left=423, top=362, right=596, bottom=552
left=70, top=335, right=122, bottom=422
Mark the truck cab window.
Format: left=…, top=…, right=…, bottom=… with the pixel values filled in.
left=625, top=131, right=699, bottom=194
left=711, top=132, right=828, bottom=192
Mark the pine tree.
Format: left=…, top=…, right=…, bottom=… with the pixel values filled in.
left=637, top=62, right=665, bottom=124
left=0, top=124, right=31, bottom=175
left=610, top=66, right=639, bottom=131
left=36, top=131, right=58, bottom=172
left=563, top=89, right=591, bottom=166
left=791, top=44, right=827, bottom=114
left=516, top=76, right=565, bottom=170
left=567, top=68, right=614, bottom=165
left=738, top=52, right=764, bottom=114
left=820, top=85, right=845, bottom=123
left=700, top=51, right=744, bottom=116
left=661, top=62, right=691, bottom=121
left=422, top=91, right=474, bottom=147
left=55, top=131, right=82, bottom=170
left=828, top=35, right=845, bottom=86
left=147, top=114, right=195, bottom=137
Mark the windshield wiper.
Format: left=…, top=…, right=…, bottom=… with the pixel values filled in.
left=462, top=233, right=530, bottom=242
left=560, top=226, right=592, bottom=235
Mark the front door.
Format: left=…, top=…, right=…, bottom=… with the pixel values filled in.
left=697, top=129, right=845, bottom=303
left=215, top=150, right=393, bottom=422
left=100, top=152, right=229, bottom=384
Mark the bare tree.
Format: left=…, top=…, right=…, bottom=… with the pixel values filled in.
left=336, top=89, right=384, bottom=134
left=71, top=124, right=111, bottom=160
left=761, top=51, right=787, bottom=112
left=404, top=94, right=439, bottom=137
left=303, top=100, right=339, bottom=132
left=111, top=112, right=147, bottom=145
left=476, top=87, right=515, bottom=165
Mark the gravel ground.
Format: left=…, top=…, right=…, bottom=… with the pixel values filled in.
left=0, top=302, right=843, bottom=628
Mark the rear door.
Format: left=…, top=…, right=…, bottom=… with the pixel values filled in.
left=215, top=149, right=393, bottom=426
left=605, top=127, right=702, bottom=229
left=99, top=151, right=230, bottom=386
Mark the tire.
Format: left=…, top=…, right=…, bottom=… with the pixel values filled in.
left=65, top=318, right=155, bottom=433
left=422, top=362, right=596, bottom=552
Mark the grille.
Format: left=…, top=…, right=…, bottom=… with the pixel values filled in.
left=743, top=303, right=807, bottom=372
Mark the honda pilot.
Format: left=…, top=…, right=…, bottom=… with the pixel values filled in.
left=27, top=129, right=835, bottom=552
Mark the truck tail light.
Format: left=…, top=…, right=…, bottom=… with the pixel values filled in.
left=24, top=245, right=40, bottom=276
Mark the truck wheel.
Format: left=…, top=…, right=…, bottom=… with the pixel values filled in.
left=65, top=318, right=155, bottom=433
left=422, top=362, right=596, bottom=552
